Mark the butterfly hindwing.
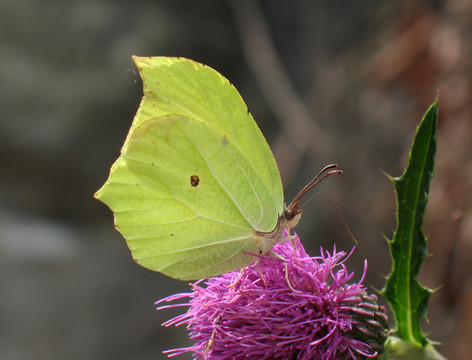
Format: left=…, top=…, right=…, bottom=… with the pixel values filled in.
left=97, top=113, right=279, bottom=279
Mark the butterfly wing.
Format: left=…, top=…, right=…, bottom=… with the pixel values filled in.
left=95, top=57, right=284, bottom=280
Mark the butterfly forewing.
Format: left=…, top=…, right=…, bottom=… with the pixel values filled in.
left=131, top=57, right=283, bottom=217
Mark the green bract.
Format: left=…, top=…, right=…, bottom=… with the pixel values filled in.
left=95, top=57, right=284, bottom=280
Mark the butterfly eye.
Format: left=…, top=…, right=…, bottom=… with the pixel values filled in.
left=284, top=208, right=295, bottom=221
left=190, top=175, right=200, bottom=187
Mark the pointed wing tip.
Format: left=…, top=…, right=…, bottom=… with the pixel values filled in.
left=93, top=184, right=114, bottom=207
left=131, top=55, right=151, bottom=72
left=93, top=189, right=102, bottom=201
left=94, top=184, right=107, bottom=201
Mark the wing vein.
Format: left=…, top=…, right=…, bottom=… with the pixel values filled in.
left=118, top=214, right=250, bottom=231
left=137, top=234, right=252, bottom=257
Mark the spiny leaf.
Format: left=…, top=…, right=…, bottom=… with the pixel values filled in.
left=381, top=100, right=438, bottom=347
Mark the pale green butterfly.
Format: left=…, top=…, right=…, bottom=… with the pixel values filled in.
left=95, top=56, right=341, bottom=280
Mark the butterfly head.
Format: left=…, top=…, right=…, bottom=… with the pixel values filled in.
left=283, top=202, right=303, bottom=229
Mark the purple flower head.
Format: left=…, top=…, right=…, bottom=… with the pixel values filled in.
left=157, top=236, right=388, bottom=359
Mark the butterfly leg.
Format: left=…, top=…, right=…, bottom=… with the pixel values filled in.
left=268, top=249, right=302, bottom=293
left=268, top=248, right=286, bottom=261
left=278, top=233, right=303, bottom=267
left=284, top=262, right=302, bottom=293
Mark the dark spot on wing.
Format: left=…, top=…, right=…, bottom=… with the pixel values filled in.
left=190, top=175, right=200, bottom=187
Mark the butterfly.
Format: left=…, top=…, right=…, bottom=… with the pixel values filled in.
left=95, top=56, right=341, bottom=280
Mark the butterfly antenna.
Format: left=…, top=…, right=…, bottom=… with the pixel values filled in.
left=289, top=164, right=343, bottom=211
left=319, top=193, right=358, bottom=245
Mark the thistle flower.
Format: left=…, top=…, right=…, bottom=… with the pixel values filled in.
left=156, top=236, right=388, bottom=359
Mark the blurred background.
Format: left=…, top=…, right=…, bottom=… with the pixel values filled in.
left=1, top=0, right=471, bottom=359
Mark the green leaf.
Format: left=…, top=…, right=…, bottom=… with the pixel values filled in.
left=381, top=100, right=438, bottom=346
